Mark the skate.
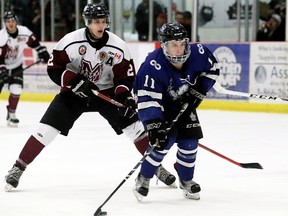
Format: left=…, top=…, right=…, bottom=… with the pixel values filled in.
left=6, top=107, right=19, bottom=127
left=155, top=165, right=177, bottom=188
left=133, top=173, right=150, bottom=202
left=4, top=165, right=24, bottom=192
left=179, top=179, right=201, bottom=200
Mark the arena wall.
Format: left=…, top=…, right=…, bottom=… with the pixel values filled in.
left=0, top=42, right=287, bottom=113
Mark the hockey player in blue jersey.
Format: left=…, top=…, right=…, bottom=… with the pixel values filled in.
left=133, top=22, right=220, bottom=201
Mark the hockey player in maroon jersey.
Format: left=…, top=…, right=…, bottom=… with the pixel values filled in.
left=4, top=3, right=175, bottom=191
left=0, top=11, right=50, bottom=127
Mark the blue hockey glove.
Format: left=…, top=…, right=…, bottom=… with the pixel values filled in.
left=69, top=74, right=98, bottom=98
left=36, top=46, right=50, bottom=63
left=146, top=119, right=167, bottom=151
left=182, top=87, right=206, bottom=110
left=115, top=91, right=136, bottom=118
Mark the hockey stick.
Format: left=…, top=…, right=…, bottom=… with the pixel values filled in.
left=198, top=143, right=263, bottom=169
left=23, top=59, right=42, bottom=71
left=93, top=102, right=189, bottom=216
left=213, top=82, right=288, bottom=102
left=92, top=90, right=263, bottom=169
left=92, top=89, right=127, bottom=108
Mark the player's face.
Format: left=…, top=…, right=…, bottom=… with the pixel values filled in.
left=5, top=19, right=17, bottom=33
left=166, top=40, right=186, bottom=56
left=88, top=18, right=108, bottom=39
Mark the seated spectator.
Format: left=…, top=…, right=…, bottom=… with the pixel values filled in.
left=256, top=13, right=285, bottom=41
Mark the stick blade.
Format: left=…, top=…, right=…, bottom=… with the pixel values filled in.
left=94, top=208, right=107, bottom=216
left=240, top=162, right=263, bottom=169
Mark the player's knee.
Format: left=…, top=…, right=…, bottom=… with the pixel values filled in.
left=32, top=123, right=60, bottom=146
left=9, top=83, right=22, bottom=95
left=123, top=120, right=145, bottom=141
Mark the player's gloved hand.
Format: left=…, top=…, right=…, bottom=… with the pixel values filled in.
left=69, top=74, right=98, bottom=98
left=146, top=119, right=167, bottom=151
left=0, top=66, right=9, bottom=85
left=36, top=46, right=50, bottom=63
left=0, top=66, right=9, bottom=92
left=115, top=91, right=136, bottom=118
left=182, top=87, right=206, bottom=110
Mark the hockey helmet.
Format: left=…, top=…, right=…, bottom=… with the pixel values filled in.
left=82, top=3, right=110, bottom=28
left=159, top=22, right=191, bottom=64
left=3, top=11, right=18, bottom=22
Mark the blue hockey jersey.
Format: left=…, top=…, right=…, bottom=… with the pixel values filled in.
left=133, top=43, right=219, bottom=126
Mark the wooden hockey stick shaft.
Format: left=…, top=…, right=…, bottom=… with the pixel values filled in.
left=213, top=82, right=288, bottom=102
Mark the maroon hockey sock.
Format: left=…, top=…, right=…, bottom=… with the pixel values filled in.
left=133, top=133, right=149, bottom=155
left=7, top=94, right=20, bottom=112
left=15, top=136, right=45, bottom=170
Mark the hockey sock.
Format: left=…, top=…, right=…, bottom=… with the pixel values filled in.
left=7, top=93, right=20, bottom=112
left=16, top=136, right=45, bottom=171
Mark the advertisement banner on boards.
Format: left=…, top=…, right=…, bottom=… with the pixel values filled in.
left=204, top=43, right=250, bottom=100
left=250, top=42, right=288, bottom=100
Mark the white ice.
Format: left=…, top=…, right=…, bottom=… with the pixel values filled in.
left=0, top=100, right=288, bottom=216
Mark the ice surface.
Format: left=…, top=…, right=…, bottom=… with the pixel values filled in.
left=0, top=101, right=287, bottom=216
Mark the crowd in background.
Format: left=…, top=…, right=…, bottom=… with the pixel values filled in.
left=257, top=0, right=286, bottom=41
left=1, top=0, right=287, bottom=42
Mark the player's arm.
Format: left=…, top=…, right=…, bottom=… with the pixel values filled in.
left=113, top=59, right=137, bottom=118
left=181, top=44, right=220, bottom=110
left=0, top=44, right=9, bottom=91
left=134, top=63, right=164, bottom=124
left=26, top=34, right=50, bottom=63
left=194, top=45, right=220, bottom=93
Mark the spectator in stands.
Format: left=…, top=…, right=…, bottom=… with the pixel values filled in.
left=135, top=0, right=164, bottom=41
left=256, top=13, right=285, bottom=41
left=182, top=11, right=192, bottom=40
left=24, top=0, right=41, bottom=39
left=156, top=13, right=167, bottom=35
left=175, top=11, right=184, bottom=24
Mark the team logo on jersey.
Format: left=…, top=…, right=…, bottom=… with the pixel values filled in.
left=79, top=45, right=87, bottom=55
left=99, top=51, right=108, bottom=62
left=17, top=36, right=27, bottom=42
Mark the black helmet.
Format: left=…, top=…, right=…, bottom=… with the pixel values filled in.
left=82, top=3, right=110, bottom=27
left=3, top=11, right=18, bottom=22
left=159, top=22, right=188, bottom=43
left=159, top=22, right=191, bottom=64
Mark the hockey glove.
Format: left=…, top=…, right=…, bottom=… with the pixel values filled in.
left=36, top=46, right=50, bottom=63
left=146, top=119, right=167, bottom=151
left=0, top=66, right=9, bottom=92
left=115, top=91, right=136, bottom=118
left=69, top=74, right=98, bottom=98
left=182, top=87, right=206, bottom=110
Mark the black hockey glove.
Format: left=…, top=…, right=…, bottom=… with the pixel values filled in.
left=146, top=119, right=167, bottom=151
left=182, top=87, right=206, bottom=110
left=0, top=67, right=9, bottom=92
left=115, top=91, right=137, bottom=118
left=36, top=46, right=50, bottom=63
left=69, top=74, right=98, bottom=98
